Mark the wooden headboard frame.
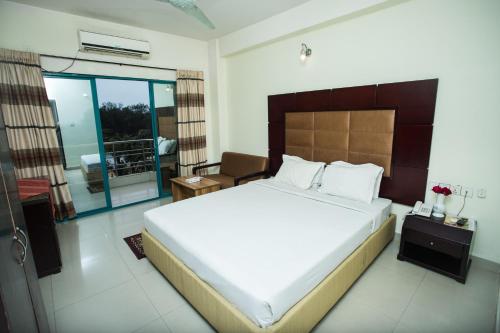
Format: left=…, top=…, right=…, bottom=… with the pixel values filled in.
left=268, top=79, right=438, bottom=206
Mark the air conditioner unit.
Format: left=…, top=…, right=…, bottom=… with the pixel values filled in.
left=78, top=30, right=150, bottom=58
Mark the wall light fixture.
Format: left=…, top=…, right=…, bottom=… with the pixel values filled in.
left=300, top=43, right=312, bottom=62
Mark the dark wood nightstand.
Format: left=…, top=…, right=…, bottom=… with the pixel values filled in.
left=397, top=214, right=475, bottom=283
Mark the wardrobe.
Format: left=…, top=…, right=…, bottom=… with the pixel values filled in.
left=0, top=111, right=49, bottom=332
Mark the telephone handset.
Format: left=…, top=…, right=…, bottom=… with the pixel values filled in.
left=412, top=201, right=432, bottom=217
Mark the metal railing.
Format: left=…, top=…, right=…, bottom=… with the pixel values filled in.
left=104, top=139, right=155, bottom=176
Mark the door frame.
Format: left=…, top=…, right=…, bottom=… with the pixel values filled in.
left=148, top=80, right=178, bottom=197
left=43, top=72, right=176, bottom=220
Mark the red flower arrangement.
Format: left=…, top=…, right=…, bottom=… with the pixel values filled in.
left=432, top=185, right=452, bottom=196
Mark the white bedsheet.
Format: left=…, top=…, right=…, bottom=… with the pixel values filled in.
left=80, top=153, right=101, bottom=172
left=144, top=179, right=391, bottom=328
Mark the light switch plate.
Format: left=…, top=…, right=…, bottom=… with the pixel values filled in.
left=477, top=188, right=487, bottom=198
left=452, top=185, right=462, bottom=195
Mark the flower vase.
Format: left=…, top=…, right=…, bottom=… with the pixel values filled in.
left=432, top=193, right=446, bottom=218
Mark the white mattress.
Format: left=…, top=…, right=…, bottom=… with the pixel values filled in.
left=80, top=153, right=101, bottom=172
left=144, top=179, right=391, bottom=328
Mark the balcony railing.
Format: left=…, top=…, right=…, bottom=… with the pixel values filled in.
left=104, top=139, right=155, bottom=176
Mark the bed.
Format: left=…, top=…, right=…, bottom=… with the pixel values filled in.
left=80, top=153, right=105, bottom=192
left=142, top=80, right=439, bottom=332
left=143, top=179, right=395, bottom=332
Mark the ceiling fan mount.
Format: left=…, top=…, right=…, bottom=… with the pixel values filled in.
left=156, top=0, right=215, bottom=30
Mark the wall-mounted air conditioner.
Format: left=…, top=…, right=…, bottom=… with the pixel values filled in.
left=78, top=30, right=150, bottom=58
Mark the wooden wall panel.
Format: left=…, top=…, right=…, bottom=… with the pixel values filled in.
left=394, top=125, right=433, bottom=169
left=332, top=85, right=377, bottom=109
left=380, top=167, right=429, bottom=206
left=268, top=123, right=285, bottom=150
left=268, top=93, right=296, bottom=123
left=267, top=78, right=438, bottom=205
left=377, top=79, right=438, bottom=124
left=296, top=89, right=332, bottom=111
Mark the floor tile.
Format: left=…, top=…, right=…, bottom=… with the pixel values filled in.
left=55, top=280, right=159, bottom=333
left=58, top=226, right=118, bottom=265
left=346, top=261, right=424, bottom=321
left=398, top=265, right=498, bottom=333
left=115, top=235, right=156, bottom=278
left=52, top=251, right=133, bottom=310
left=163, top=304, right=215, bottom=333
left=372, top=239, right=427, bottom=280
left=39, top=276, right=56, bottom=333
left=133, top=318, right=171, bottom=333
left=313, top=295, right=398, bottom=333
left=136, top=270, right=188, bottom=315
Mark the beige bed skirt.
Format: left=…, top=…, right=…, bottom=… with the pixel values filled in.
left=142, top=214, right=396, bottom=333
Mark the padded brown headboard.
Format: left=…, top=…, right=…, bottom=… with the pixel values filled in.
left=285, top=110, right=395, bottom=177
left=268, top=79, right=438, bottom=205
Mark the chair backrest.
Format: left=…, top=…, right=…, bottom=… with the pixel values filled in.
left=220, top=152, right=269, bottom=178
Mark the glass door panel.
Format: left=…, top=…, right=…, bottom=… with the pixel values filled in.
left=44, top=77, right=107, bottom=214
left=152, top=82, right=178, bottom=195
left=95, top=79, right=159, bottom=207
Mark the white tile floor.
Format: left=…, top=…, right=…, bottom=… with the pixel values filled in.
left=39, top=199, right=499, bottom=333
left=65, top=168, right=158, bottom=212
left=110, top=181, right=159, bottom=207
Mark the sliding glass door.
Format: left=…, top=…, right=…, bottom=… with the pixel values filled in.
left=152, top=82, right=177, bottom=195
left=44, top=77, right=108, bottom=214
left=43, top=73, right=176, bottom=217
left=95, top=78, right=159, bottom=207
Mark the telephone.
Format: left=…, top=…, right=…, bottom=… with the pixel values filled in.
left=412, top=201, right=433, bottom=217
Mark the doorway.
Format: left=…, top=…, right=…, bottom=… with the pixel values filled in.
left=44, top=74, right=177, bottom=217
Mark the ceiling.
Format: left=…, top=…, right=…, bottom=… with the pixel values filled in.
left=8, top=0, right=311, bottom=40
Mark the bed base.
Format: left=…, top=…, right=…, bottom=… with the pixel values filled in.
left=142, top=214, right=396, bottom=333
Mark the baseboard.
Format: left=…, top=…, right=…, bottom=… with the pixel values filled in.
left=471, top=255, right=500, bottom=273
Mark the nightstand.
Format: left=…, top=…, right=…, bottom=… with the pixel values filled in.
left=397, top=214, right=475, bottom=283
left=171, top=176, right=221, bottom=202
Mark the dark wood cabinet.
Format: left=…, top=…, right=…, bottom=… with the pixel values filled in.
left=22, top=193, right=62, bottom=278
left=0, top=110, right=49, bottom=332
left=398, top=214, right=474, bottom=283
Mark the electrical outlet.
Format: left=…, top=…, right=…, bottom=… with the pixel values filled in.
left=461, top=187, right=473, bottom=198
left=477, top=188, right=487, bottom=198
left=451, top=185, right=462, bottom=195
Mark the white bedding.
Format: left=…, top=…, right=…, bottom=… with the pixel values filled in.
left=80, top=153, right=101, bottom=173
left=144, top=179, right=391, bottom=328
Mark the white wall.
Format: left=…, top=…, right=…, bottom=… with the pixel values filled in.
left=221, top=0, right=500, bottom=263
left=0, top=0, right=219, bottom=163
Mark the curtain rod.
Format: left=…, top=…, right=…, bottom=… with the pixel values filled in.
left=40, top=53, right=176, bottom=72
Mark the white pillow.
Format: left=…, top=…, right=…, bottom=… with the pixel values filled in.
left=157, top=137, right=168, bottom=155
left=275, top=156, right=325, bottom=190
left=166, top=139, right=177, bottom=154
left=319, top=164, right=381, bottom=203
left=330, top=161, right=384, bottom=198
left=283, top=154, right=325, bottom=188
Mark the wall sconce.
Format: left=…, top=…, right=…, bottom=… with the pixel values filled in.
left=300, top=43, right=312, bottom=62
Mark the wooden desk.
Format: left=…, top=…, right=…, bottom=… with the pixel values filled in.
left=171, top=176, right=221, bottom=202
left=21, top=193, right=62, bottom=278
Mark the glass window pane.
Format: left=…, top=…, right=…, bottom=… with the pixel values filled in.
left=153, top=83, right=178, bottom=195
left=96, top=79, right=159, bottom=207
left=44, top=77, right=107, bottom=214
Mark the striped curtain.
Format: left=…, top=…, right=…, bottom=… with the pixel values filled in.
left=0, top=49, right=76, bottom=220
left=176, top=70, right=207, bottom=176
